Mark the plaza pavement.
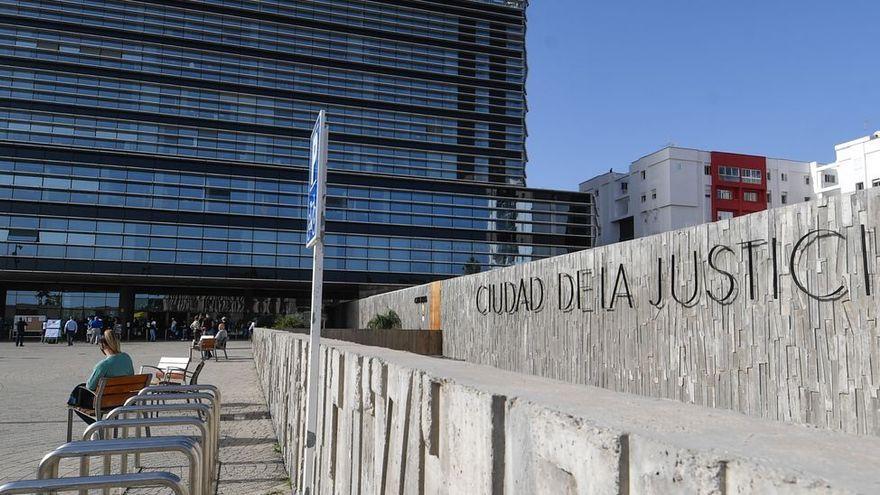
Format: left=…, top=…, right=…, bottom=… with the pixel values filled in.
left=0, top=338, right=289, bottom=494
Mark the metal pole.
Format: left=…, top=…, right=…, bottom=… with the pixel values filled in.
left=300, top=110, right=327, bottom=495
left=302, top=235, right=323, bottom=494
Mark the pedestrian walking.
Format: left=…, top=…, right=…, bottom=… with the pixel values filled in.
left=85, top=316, right=94, bottom=344
left=170, top=318, right=179, bottom=340
left=89, top=316, right=103, bottom=344
left=190, top=315, right=201, bottom=341
left=148, top=320, right=157, bottom=342
left=14, top=318, right=26, bottom=347
left=64, top=316, right=78, bottom=346
left=247, top=319, right=256, bottom=339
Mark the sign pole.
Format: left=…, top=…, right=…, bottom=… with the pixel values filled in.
left=301, top=110, right=328, bottom=495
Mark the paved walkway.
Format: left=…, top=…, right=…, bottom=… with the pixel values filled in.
left=0, top=339, right=288, bottom=494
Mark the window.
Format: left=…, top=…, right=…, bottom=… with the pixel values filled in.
left=205, top=187, right=230, bottom=200
left=717, top=188, right=733, bottom=200
left=718, top=166, right=740, bottom=182
left=620, top=182, right=628, bottom=192
left=8, top=228, right=38, bottom=242
left=781, top=193, right=788, bottom=204
left=767, top=172, right=771, bottom=181
left=804, top=176, right=810, bottom=185
left=766, top=191, right=772, bottom=203
left=717, top=211, right=734, bottom=220
left=741, top=169, right=762, bottom=184
left=872, top=179, right=880, bottom=188
left=640, top=194, right=646, bottom=203
left=856, top=182, right=864, bottom=190
left=640, top=170, right=646, bottom=180
left=824, top=174, right=836, bottom=184
left=743, top=191, right=758, bottom=202
left=780, top=173, right=787, bottom=182
left=804, top=196, right=810, bottom=202
left=651, top=189, right=656, bottom=200
left=704, top=165, right=710, bottom=175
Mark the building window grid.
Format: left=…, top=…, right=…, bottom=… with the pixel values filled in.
left=0, top=72, right=525, bottom=149
left=0, top=28, right=526, bottom=112
left=718, top=166, right=740, bottom=182
left=204, top=0, right=528, bottom=49
left=0, top=109, right=527, bottom=181
left=3, top=0, right=528, bottom=79
left=0, top=2, right=591, bottom=278
left=741, top=169, right=762, bottom=184
left=0, top=161, right=589, bottom=230
left=0, top=213, right=584, bottom=274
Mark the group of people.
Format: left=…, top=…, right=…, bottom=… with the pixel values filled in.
left=60, top=316, right=120, bottom=346
left=13, top=313, right=258, bottom=347
left=65, top=316, right=112, bottom=345
left=189, top=314, right=230, bottom=359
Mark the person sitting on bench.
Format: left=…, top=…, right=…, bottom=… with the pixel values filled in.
left=67, top=329, right=135, bottom=409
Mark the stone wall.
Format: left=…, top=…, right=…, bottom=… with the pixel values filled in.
left=334, top=189, right=880, bottom=436
left=282, top=328, right=443, bottom=355
left=253, top=328, right=880, bottom=494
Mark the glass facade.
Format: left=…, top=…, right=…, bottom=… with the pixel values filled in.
left=0, top=0, right=593, bottom=324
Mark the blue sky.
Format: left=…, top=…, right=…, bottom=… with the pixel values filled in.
left=525, top=1, right=880, bottom=190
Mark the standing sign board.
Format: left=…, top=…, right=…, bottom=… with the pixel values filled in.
left=44, top=319, right=61, bottom=340
left=14, top=315, right=45, bottom=336
left=301, top=110, right=328, bottom=495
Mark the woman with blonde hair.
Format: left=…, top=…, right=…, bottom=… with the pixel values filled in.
left=67, top=329, right=135, bottom=409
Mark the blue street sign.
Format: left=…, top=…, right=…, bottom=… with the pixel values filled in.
left=306, top=111, right=327, bottom=248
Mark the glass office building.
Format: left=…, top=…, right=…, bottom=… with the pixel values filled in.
left=0, top=0, right=593, bottom=331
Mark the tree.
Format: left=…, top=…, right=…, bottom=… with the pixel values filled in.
left=35, top=290, right=61, bottom=307
left=367, top=310, right=402, bottom=330
left=463, top=256, right=482, bottom=275
left=272, top=312, right=308, bottom=329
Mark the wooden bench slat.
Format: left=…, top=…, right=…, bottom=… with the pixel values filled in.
left=101, top=374, right=152, bottom=386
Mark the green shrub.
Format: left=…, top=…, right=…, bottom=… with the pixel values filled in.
left=367, top=309, right=402, bottom=330
left=272, top=312, right=307, bottom=329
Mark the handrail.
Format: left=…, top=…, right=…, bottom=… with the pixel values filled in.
left=125, top=392, right=219, bottom=428
left=0, top=472, right=188, bottom=495
left=124, top=392, right=219, bottom=458
left=37, top=437, right=202, bottom=495
left=138, top=384, right=221, bottom=405
left=122, top=393, right=219, bottom=467
left=83, top=416, right=211, bottom=493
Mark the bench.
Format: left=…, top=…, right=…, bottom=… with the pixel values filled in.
left=190, top=336, right=215, bottom=361
left=67, top=374, right=152, bottom=442
left=140, top=356, right=192, bottom=385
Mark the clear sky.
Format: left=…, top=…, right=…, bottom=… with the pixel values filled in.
left=525, top=1, right=880, bottom=190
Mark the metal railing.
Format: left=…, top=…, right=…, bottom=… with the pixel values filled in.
left=36, top=437, right=202, bottom=495
left=0, top=472, right=188, bottom=494
left=83, top=416, right=211, bottom=493
left=105, top=403, right=216, bottom=493
left=7, top=381, right=224, bottom=495
left=121, top=392, right=219, bottom=474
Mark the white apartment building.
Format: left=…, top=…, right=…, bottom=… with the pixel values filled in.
left=580, top=146, right=822, bottom=246
left=812, top=132, right=880, bottom=199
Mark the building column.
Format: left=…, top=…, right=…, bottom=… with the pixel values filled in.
left=118, top=287, right=135, bottom=325
left=0, top=285, right=7, bottom=339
